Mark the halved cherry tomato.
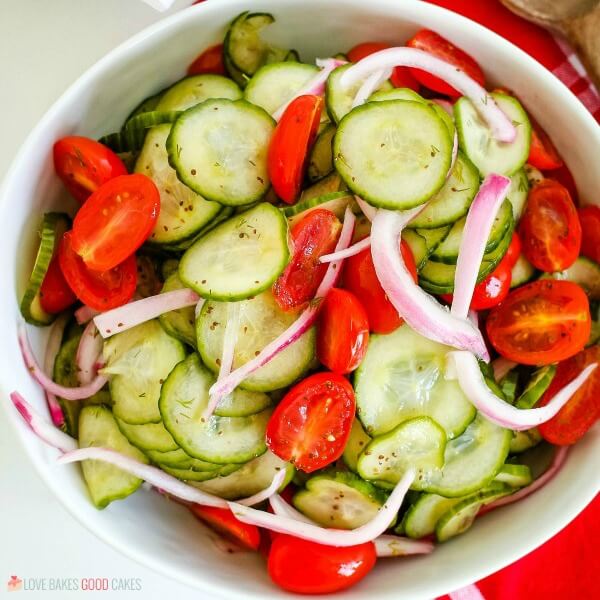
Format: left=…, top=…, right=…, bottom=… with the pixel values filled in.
left=268, top=535, right=376, bottom=594
left=538, top=346, right=600, bottom=445
left=71, top=174, right=160, bottom=272
left=187, top=43, right=226, bottom=76
left=528, top=124, right=563, bottom=171
left=273, top=209, right=341, bottom=311
left=342, top=239, right=417, bottom=333
left=266, top=372, right=355, bottom=473
left=39, top=256, right=77, bottom=314
left=53, top=136, right=127, bottom=204
left=317, top=288, right=369, bottom=374
left=548, top=163, right=578, bottom=204
left=347, top=41, right=419, bottom=91
left=578, top=206, right=600, bottom=264
left=519, top=179, right=581, bottom=272
left=189, top=505, right=260, bottom=551
left=268, top=95, right=323, bottom=204
left=58, top=231, right=137, bottom=311
left=406, top=29, right=485, bottom=97
left=486, top=280, right=591, bottom=365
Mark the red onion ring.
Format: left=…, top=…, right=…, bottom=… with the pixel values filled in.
left=374, top=534, right=434, bottom=558
left=76, top=320, right=104, bottom=385
left=43, top=314, right=69, bottom=427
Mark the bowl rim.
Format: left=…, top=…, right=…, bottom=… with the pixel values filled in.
left=1, top=0, right=599, bottom=598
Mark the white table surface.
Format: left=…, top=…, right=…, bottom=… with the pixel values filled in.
left=0, top=2, right=216, bottom=598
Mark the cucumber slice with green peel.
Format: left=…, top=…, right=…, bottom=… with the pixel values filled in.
left=190, top=449, right=294, bottom=500
left=244, top=62, right=319, bottom=115
left=353, top=215, right=372, bottom=243
left=126, top=89, right=165, bottom=121
left=213, top=388, right=271, bottom=418
left=20, top=212, right=70, bottom=326
left=197, top=292, right=316, bottom=392
left=455, top=93, right=531, bottom=176
left=539, top=257, right=600, bottom=300
left=145, top=448, right=192, bottom=468
left=223, top=50, right=250, bottom=89
left=293, top=471, right=390, bottom=529
left=179, top=203, right=289, bottom=301
left=430, top=199, right=513, bottom=264
left=160, top=259, right=180, bottom=280
left=283, top=191, right=356, bottom=228
left=422, top=414, right=511, bottom=497
left=524, top=164, right=544, bottom=187
left=136, top=125, right=222, bottom=246
left=78, top=405, right=149, bottom=509
left=403, top=493, right=463, bottom=539
left=326, top=64, right=392, bottom=124
left=300, top=172, right=346, bottom=202
left=435, top=483, right=513, bottom=542
left=167, top=99, right=275, bottom=206
left=102, top=320, right=186, bottom=425
left=511, top=254, right=536, bottom=288
left=429, top=102, right=455, bottom=139
left=334, top=100, right=453, bottom=210
left=407, top=152, right=479, bottom=229
left=159, top=354, right=270, bottom=464
left=156, top=74, right=242, bottom=112
left=115, top=419, right=179, bottom=453
left=308, top=123, right=336, bottom=182
left=354, top=325, right=476, bottom=438
left=369, top=88, right=425, bottom=103
left=509, top=428, right=543, bottom=454
left=499, top=369, right=520, bottom=404
left=494, top=464, right=533, bottom=487
left=158, top=272, right=197, bottom=348
left=515, top=365, right=557, bottom=409
left=358, top=417, right=447, bottom=489
left=162, top=463, right=241, bottom=482
left=343, top=419, right=372, bottom=473
left=401, top=226, right=452, bottom=270
left=506, top=168, right=529, bottom=221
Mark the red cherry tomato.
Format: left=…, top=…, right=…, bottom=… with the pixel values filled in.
left=187, top=43, right=226, bottom=76
left=548, top=163, right=578, bottom=204
left=503, top=232, right=522, bottom=269
left=406, top=29, right=485, bottom=97
left=578, top=206, right=600, bottom=264
left=268, top=535, right=376, bottom=594
left=528, top=124, right=563, bottom=171
left=347, top=41, right=389, bottom=63
left=189, top=505, right=260, bottom=551
left=53, top=136, right=128, bottom=204
left=538, top=346, right=600, bottom=445
left=519, top=179, right=581, bottom=272
left=266, top=372, right=355, bottom=473
left=58, top=231, right=137, bottom=311
left=38, top=256, right=77, bottom=314
left=342, top=239, right=418, bottom=333
left=486, top=280, right=591, bottom=365
left=273, top=209, right=341, bottom=311
left=317, top=288, right=369, bottom=374
left=71, top=174, right=160, bottom=272
left=268, top=95, right=323, bottom=204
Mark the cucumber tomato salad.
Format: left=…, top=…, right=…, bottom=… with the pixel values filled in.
left=12, top=12, right=600, bottom=595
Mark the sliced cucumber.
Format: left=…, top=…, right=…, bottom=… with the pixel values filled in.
left=160, top=258, right=180, bottom=280
left=213, top=387, right=271, bottom=418
left=158, top=271, right=197, bottom=348
left=116, top=419, right=179, bottom=453
left=408, top=152, right=480, bottom=229
left=540, top=257, right=600, bottom=300
left=516, top=365, right=557, bottom=409
left=126, top=89, right=164, bottom=121
left=403, top=493, right=463, bottom=539
left=78, top=405, right=149, bottom=509
left=162, top=463, right=240, bottom=482
left=191, top=449, right=294, bottom=500
left=197, top=291, right=316, bottom=392
left=334, top=100, right=453, bottom=210
left=308, top=123, right=336, bottom=182
left=455, top=92, right=531, bottom=176
left=300, top=172, right=346, bottom=202
left=343, top=419, right=371, bottom=473
left=499, top=369, right=520, bottom=404
left=326, top=64, right=392, bottom=124
left=159, top=353, right=270, bottom=464
left=179, top=203, right=289, bottom=301
left=293, top=471, right=389, bottom=529
left=402, top=226, right=451, bottom=270
left=494, top=463, right=533, bottom=487
left=167, top=99, right=275, bottom=206
left=156, top=74, right=242, bottom=112
left=354, top=325, right=476, bottom=438
left=283, top=191, right=355, bottom=228
left=20, top=212, right=70, bottom=326
left=102, top=320, right=186, bottom=425
left=244, top=62, right=318, bottom=115
left=136, top=125, right=222, bottom=246
left=511, top=254, right=536, bottom=288
left=510, top=428, right=543, bottom=454
left=506, top=168, right=529, bottom=221
left=369, top=88, right=425, bottom=103
left=146, top=448, right=192, bottom=468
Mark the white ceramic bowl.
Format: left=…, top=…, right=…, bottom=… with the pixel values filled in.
left=1, top=1, right=599, bottom=598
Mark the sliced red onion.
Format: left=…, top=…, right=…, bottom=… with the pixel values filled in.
left=94, top=288, right=200, bottom=339
left=10, top=391, right=77, bottom=453
left=431, top=98, right=454, bottom=116
left=446, top=351, right=597, bottom=430
left=270, top=494, right=317, bottom=524
left=75, top=304, right=100, bottom=325
left=227, top=469, right=415, bottom=547
left=355, top=196, right=377, bottom=221
left=352, top=68, right=393, bottom=108
left=18, top=323, right=107, bottom=401
left=451, top=174, right=511, bottom=319
left=371, top=209, right=489, bottom=359
left=76, top=320, right=104, bottom=385
left=492, top=357, right=518, bottom=382
left=374, top=534, right=435, bottom=558
left=237, top=468, right=287, bottom=507
left=43, top=314, right=69, bottom=427
left=340, top=47, right=516, bottom=143
left=320, top=235, right=370, bottom=263
left=272, top=58, right=346, bottom=121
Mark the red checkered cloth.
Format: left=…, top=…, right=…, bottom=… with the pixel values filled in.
left=423, top=3, right=600, bottom=598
